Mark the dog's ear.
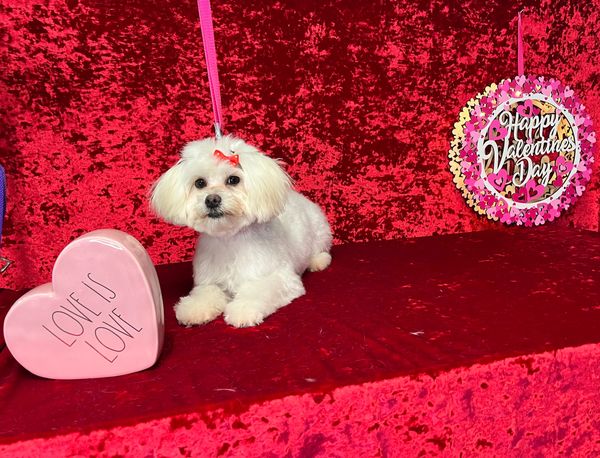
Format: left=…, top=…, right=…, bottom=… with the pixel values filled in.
left=150, top=160, right=190, bottom=226
left=239, top=151, right=291, bottom=223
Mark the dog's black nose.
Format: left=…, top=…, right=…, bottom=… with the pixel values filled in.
left=205, top=194, right=222, bottom=209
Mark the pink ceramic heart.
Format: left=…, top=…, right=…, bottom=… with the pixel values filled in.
left=4, top=229, right=164, bottom=379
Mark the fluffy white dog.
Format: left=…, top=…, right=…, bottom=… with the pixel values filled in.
left=151, top=136, right=332, bottom=328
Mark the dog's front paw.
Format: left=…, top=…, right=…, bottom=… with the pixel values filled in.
left=174, top=285, right=228, bottom=326
left=224, top=301, right=265, bottom=328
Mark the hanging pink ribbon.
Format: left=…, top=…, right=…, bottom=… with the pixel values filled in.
left=518, top=11, right=524, bottom=75
left=196, top=0, right=224, bottom=138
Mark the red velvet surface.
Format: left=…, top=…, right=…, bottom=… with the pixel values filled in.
left=1, top=0, right=600, bottom=290
left=3, top=345, right=600, bottom=456
left=1, top=227, right=600, bottom=452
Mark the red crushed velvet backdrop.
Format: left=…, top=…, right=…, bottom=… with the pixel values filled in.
left=1, top=0, right=599, bottom=289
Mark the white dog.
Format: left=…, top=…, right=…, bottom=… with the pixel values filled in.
left=151, top=136, right=332, bottom=328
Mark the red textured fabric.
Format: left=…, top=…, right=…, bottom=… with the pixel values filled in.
left=2, top=346, right=600, bottom=456
left=1, top=227, right=600, bottom=454
left=1, top=0, right=599, bottom=290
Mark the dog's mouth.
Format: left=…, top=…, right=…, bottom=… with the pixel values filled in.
left=207, top=209, right=225, bottom=219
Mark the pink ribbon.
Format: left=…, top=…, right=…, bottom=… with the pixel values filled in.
left=518, top=11, right=524, bottom=75
left=196, top=0, right=223, bottom=138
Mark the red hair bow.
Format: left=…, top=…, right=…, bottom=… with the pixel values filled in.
left=214, top=149, right=240, bottom=167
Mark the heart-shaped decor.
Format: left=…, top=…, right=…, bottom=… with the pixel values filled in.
left=525, top=179, right=546, bottom=201
left=516, top=99, right=540, bottom=118
left=488, top=119, right=508, bottom=141
left=487, top=169, right=509, bottom=192
left=4, top=229, right=164, bottom=379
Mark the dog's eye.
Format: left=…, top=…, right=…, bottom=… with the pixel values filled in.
left=194, top=178, right=207, bottom=189
left=226, top=175, right=240, bottom=186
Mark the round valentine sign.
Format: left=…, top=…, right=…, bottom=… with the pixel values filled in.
left=449, top=76, right=595, bottom=225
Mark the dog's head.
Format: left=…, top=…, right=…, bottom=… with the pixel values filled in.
left=151, top=136, right=291, bottom=237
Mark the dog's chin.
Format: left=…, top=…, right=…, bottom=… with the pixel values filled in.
left=192, top=212, right=251, bottom=237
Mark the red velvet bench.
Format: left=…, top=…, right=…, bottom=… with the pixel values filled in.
left=1, top=226, right=600, bottom=456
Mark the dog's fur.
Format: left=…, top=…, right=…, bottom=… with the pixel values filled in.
left=151, top=136, right=332, bottom=327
